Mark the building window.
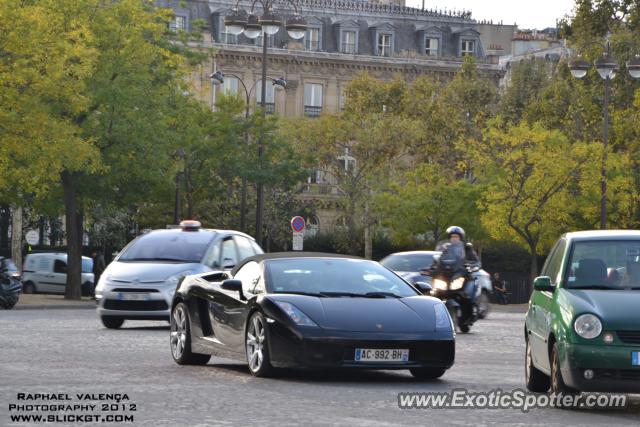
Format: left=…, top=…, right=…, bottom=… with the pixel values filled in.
left=305, top=28, right=321, bottom=50
left=170, top=15, right=187, bottom=31
left=221, top=77, right=239, bottom=95
left=337, top=147, right=356, bottom=173
left=425, top=37, right=439, bottom=56
left=377, top=33, right=392, bottom=57
left=461, top=39, right=475, bottom=56
left=220, top=22, right=237, bottom=44
left=256, top=34, right=274, bottom=47
left=255, top=80, right=276, bottom=114
left=341, top=31, right=356, bottom=54
left=304, top=83, right=323, bottom=117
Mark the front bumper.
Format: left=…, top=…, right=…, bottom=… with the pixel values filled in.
left=560, top=342, right=640, bottom=393
left=95, top=284, right=173, bottom=320
left=267, top=324, right=455, bottom=370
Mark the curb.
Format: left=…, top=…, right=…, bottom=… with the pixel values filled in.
left=13, top=304, right=96, bottom=310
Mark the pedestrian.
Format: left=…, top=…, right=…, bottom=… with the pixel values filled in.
left=492, top=272, right=508, bottom=304
left=91, top=249, right=106, bottom=292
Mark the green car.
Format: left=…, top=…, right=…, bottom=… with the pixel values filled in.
left=525, top=230, right=640, bottom=393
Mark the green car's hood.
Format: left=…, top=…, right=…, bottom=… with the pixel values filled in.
left=559, top=288, right=640, bottom=330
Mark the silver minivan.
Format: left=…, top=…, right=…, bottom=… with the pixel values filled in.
left=22, top=253, right=95, bottom=295
left=94, top=221, right=263, bottom=329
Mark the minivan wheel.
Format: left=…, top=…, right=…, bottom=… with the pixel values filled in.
left=81, top=282, right=94, bottom=297
left=101, top=316, right=124, bottom=329
left=22, top=281, right=36, bottom=294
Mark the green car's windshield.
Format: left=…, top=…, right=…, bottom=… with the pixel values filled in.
left=566, top=240, right=640, bottom=290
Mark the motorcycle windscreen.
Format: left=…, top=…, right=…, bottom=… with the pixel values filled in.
left=438, top=241, right=466, bottom=273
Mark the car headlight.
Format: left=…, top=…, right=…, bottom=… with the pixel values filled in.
left=433, top=278, right=448, bottom=291
left=167, top=271, right=193, bottom=287
left=450, top=277, right=466, bottom=290
left=574, top=314, right=602, bottom=339
left=434, top=302, right=453, bottom=331
left=274, top=301, right=318, bottom=327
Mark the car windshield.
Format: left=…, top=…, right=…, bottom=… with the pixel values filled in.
left=380, top=253, right=434, bottom=272
left=566, top=240, right=640, bottom=290
left=118, top=231, right=214, bottom=263
left=82, top=258, right=93, bottom=273
left=265, top=258, right=419, bottom=298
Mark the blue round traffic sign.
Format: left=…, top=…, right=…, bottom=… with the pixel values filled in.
left=291, top=216, right=306, bottom=233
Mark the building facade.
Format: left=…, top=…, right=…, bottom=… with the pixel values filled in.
left=161, top=0, right=504, bottom=236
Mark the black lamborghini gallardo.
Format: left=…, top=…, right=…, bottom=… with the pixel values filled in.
left=169, top=253, right=455, bottom=378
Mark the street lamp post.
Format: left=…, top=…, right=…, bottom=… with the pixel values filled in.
left=173, top=148, right=185, bottom=225
left=569, top=43, right=640, bottom=229
left=210, top=71, right=286, bottom=233
left=221, top=0, right=306, bottom=246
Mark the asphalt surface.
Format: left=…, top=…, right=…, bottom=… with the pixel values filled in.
left=1, top=308, right=638, bottom=426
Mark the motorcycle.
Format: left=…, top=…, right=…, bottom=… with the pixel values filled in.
left=423, top=241, right=480, bottom=333
left=0, top=257, right=22, bottom=310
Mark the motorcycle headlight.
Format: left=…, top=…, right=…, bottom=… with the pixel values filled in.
left=433, top=278, right=448, bottom=291
left=274, top=301, right=318, bottom=327
left=574, top=314, right=602, bottom=339
left=450, top=277, right=466, bottom=290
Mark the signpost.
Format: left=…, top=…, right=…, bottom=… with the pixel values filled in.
left=25, top=230, right=39, bottom=246
left=290, top=216, right=305, bottom=251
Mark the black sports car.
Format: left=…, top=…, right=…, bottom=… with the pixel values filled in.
left=169, top=253, right=455, bottom=378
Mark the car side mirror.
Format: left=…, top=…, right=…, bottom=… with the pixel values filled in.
left=414, top=282, right=432, bottom=294
left=221, top=279, right=244, bottom=300
left=533, top=276, right=554, bottom=292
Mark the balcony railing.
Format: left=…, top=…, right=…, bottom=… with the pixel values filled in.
left=304, top=106, right=322, bottom=117
left=299, top=183, right=344, bottom=195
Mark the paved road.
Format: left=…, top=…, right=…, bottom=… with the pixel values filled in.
left=1, top=309, right=638, bottom=426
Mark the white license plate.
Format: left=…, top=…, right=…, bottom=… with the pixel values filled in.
left=354, top=348, right=409, bottom=362
left=118, top=293, right=150, bottom=301
left=633, top=352, right=639, bottom=366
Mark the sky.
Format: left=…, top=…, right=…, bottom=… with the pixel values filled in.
left=406, top=0, right=576, bottom=30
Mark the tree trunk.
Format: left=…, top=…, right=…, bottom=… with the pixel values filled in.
left=10, top=205, right=23, bottom=270
left=0, top=204, right=10, bottom=251
left=363, top=196, right=372, bottom=260
left=529, top=244, right=539, bottom=283
left=62, top=170, right=82, bottom=300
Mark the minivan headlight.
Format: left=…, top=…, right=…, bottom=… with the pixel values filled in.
left=574, top=314, right=602, bottom=339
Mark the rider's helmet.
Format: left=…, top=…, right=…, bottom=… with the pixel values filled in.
left=446, top=226, right=465, bottom=241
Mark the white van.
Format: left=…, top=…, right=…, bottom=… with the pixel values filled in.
left=22, top=253, right=94, bottom=296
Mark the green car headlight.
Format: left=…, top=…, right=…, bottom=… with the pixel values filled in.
left=574, top=314, right=602, bottom=339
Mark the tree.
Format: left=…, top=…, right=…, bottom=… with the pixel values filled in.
left=474, top=121, right=597, bottom=280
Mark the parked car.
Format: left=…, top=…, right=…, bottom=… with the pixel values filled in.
left=379, top=251, right=493, bottom=319
left=169, top=252, right=455, bottom=379
left=21, top=253, right=94, bottom=296
left=525, top=230, right=640, bottom=395
left=95, top=220, right=263, bottom=329
left=0, top=257, right=21, bottom=309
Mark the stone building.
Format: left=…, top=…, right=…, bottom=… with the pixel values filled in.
left=160, top=0, right=504, bottom=236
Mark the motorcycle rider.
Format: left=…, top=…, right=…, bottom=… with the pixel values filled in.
left=435, top=226, right=480, bottom=315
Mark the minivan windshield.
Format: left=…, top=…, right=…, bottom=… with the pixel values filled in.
left=566, top=240, right=640, bottom=290
left=119, top=231, right=215, bottom=263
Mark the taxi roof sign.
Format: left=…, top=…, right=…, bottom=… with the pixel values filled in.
left=179, top=220, right=202, bottom=231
